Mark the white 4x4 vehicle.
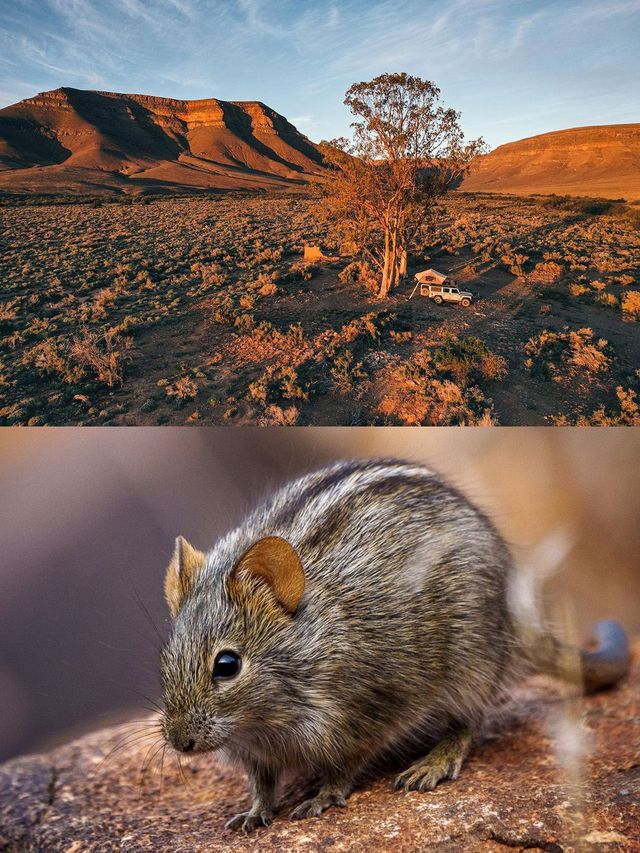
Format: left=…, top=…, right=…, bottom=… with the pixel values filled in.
left=411, top=269, right=474, bottom=306
left=422, top=282, right=473, bottom=307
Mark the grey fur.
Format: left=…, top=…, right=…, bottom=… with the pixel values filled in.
left=159, top=458, right=629, bottom=831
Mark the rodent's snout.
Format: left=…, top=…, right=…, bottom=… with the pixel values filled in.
left=163, top=710, right=224, bottom=754
left=164, top=718, right=198, bottom=753
left=170, top=731, right=195, bottom=753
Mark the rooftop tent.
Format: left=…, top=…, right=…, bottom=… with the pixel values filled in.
left=415, top=268, right=448, bottom=284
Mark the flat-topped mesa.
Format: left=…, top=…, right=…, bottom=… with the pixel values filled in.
left=0, top=86, right=325, bottom=194
left=19, top=88, right=294, bottom=134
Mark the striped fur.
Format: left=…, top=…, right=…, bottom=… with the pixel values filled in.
left=159, top=458, right=624, bottom=828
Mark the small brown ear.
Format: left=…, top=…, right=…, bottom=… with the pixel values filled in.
left=165, top=536, right=206, bottom=617
left=232, top=536, right=304, bottom=614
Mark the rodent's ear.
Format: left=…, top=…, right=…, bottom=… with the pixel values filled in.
left=165, top=536, right=206, bottom=617
left=232, top=536, right=305, bottom=614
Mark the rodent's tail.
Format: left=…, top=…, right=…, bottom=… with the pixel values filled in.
left=580, top=620, right=631, bottom=693
left=527, top=619, right=631, bottom=693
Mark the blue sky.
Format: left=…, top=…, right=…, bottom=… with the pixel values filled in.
left=1, top=0, right=639, bottom=148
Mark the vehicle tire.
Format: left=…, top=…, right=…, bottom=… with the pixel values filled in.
left=433, top=295, right=443, bottom=304
left=461, top=298, right=470, bottom=307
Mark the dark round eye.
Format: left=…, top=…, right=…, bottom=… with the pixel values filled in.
left=213, top=650, right=241, bottom=680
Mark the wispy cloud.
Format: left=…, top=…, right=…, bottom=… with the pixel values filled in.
left=0, top=0, right=638, bottom=148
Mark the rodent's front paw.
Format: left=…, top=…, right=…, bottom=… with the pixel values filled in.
left=225, top=810, right=273, bottom=833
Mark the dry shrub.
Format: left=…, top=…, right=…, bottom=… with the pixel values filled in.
left=569, top=283, right=589, bottom=297
left=433, top=335, right=507, bottom=385
left=259, top=280, right=278, bottom=296
left=0, top=301, right=18, bottom=322
left=23, top=338, right=84, bottom=384
left=375, top=350, right=496, bottom=426
left=70, top=328, right=134, bottom=388
left=289, top=261, right=318, bottom=282
left=247, top=365, right=309, bottom=408
left=166, top=376, right=199, bottom=401
left=555, top=385, right=640, bottom=426
left=330, top=348, right=367, bottom=393
left=258, top=404, right=299, bottom=426
left=617, top=274, right=635, bottom=286
left=529, top=261, right=563, bottom=282
left=324, top=312, right=388, bottom=358
left=232, top=321, right=309, bottom=368
left=597, top=292, right=618, bottom=308
left=621, top=290, right=640, bottom=318
left=524, top=327, right=611, bottom=382
left=389, top=330, right=412, bottom=343
left=338, top=261, right=378, bottom=294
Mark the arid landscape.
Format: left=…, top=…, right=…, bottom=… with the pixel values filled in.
left=1, top=190, right=639, bottom=426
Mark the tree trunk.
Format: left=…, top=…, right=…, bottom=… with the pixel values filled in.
left=399, top=248, right=408, bottom=277
left=378, top=228, right=391, bottom=298
left=385, top=223, right=398, bottom=295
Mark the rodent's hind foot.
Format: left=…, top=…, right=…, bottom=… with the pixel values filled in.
left=395, top=727, right=471, bottom=793
left=225, top=809, right=273, bottom=833
left=289, top=790, right=347, bottom=821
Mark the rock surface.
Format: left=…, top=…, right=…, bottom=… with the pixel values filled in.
left=461, top=123, right=640, bottom=201
left=1, top=643, right=639, bottom=852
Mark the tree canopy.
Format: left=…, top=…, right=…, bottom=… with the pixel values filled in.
left=320, top=73, right=487, bottom=297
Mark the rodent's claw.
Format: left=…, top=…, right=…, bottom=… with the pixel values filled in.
left=289, top=792, right=347, bottom=821
left=395, top=728, right=471, bottom=792
left=394, top=753, right=463, bottom=792
left=225, top=810, right=273, bottom=833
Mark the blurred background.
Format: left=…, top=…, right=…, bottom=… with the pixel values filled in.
left=0, top=427, right=639, bottom=762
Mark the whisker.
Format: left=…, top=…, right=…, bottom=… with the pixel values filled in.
left=159, top=743, right=168, bottom=796
left=139, top=738, right=166, bottom=783
left=175, top=753, right=193, bottom=791
left=94, top=728, right=164, bottom=774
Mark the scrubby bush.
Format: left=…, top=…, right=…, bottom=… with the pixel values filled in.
left=621, top=290, right=640, bottom=318
left=597, top=292, right=618, bottom=308
left=165, top=376, right=199, bottom=402
left=247, top=365, right=310, bottom=408
left=433, top=335, right=507, bottom=385
left=375, top=349, right=496, bottom=426
left=330, top=348, right=367, bottom=392
left=529, top=261, right=563, bottom=282
left=524, top=327, right=611, bottom=381
left=338, top=261, right=378, bottom=294
left=289, top=261, right=318, bottom=282
left=70, top=327, right=134, bottom=388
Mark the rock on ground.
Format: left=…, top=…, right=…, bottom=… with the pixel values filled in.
left=1, top=644, right=639, bottom=852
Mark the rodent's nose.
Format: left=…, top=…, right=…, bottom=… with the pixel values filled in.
left=171, top=733, right=195, bottom=753
left=166, top=723, right=196, bottom=753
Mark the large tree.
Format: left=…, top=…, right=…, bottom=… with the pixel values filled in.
left=320, top=73, right=486, bottom=298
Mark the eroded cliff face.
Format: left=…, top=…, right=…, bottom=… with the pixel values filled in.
left=461, top=123, right=640, bottom=200
left=0, top=87, right=325, bottom=194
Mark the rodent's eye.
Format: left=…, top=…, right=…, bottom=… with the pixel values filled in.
left=212, top=650, right=241, bottom=681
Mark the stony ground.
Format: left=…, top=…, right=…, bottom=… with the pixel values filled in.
left=1, top=642, right=638, bottom=852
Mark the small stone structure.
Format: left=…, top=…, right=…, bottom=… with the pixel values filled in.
left=303, top=244, right=339, bottom=263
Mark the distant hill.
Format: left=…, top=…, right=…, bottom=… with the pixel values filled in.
left=0, top=87, right=325, bottom=195
left=461, top=124, right=640, bottom=201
